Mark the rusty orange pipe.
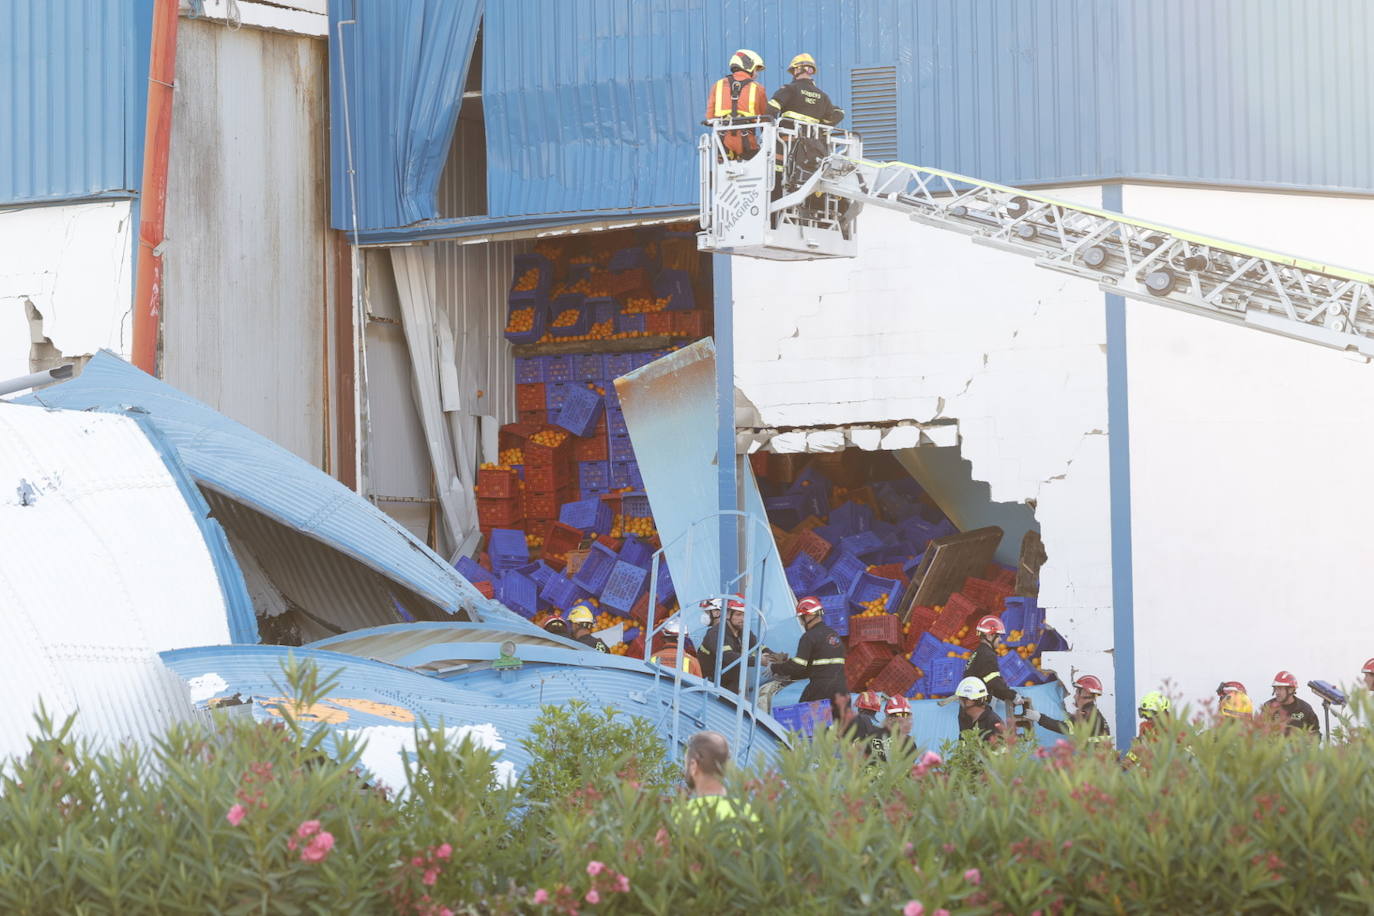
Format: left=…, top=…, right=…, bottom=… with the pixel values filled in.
left=132, top=0, right=180, bottom=375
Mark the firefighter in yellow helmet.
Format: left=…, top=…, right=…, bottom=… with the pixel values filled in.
left=706, top=49, right=768, bottom=160
left=568, top=603, right=609, bottom=653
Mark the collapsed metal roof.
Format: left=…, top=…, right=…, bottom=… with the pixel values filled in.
left=19, top=352, right=525, bottom=635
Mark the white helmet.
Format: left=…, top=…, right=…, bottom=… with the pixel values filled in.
left=955, top=676, right=989, bottom=701
left=663, top=617, right=682, bottom=636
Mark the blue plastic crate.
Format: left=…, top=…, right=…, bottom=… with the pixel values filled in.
left=998, top=651, right=1040, bottom=689
left=839, top=530, right=886, bottom=560
left=829, top=500, right=874, bottom=538
left=771, top=699, right=833, bottom=736
left=813, top=579, right=842, bottom=598
left=616, top=314, right=646, bottom=335
left=1039, top=626, right=1069, bottom=652
left=907, top=677, right=930, bottom=698
left=559, top=497, right=613, bottom=535
left=549, top=293, right=590, bottom=338
left=609, top=461, right=633, bottom=489
left=902, top=552, right=926, bottom=579
left=650, top=563, right=675, bottom=605
left=605, top=353, right=636, bottom=378
left=898, top=516, right=943, bottom=554
left=929, top=656, right=967, bottom=695
left=1002, top=597, right=1045, bottom=646
left=609, top=246, right=650, bottom=271
left=578, top=460, right=610, bottom=491
left=572, top=541, right=619, bottom=593
left=498, top=569, right=539, bottom=618
left=488, top=529, right=529, bottom=571
left=626, top=462, right=644, bottom=489
left=608, top=434, right=636, bottom=463
left=508, top=253, right=552, bottom=301
left=504, top=301, right=546, bottom=344
left=528, top=560, right=557, bottom=591
left=455, top=555, right=492, bottom=584
left=631, top=351, right=659, bottom=369
left=786, top=552, right=827, bottom=596
left=795, top=486, right=829, bottom=521
left=911, top=633, right=966, bottom=674
left=621, top=490, right=651, bottom=517
left=652, top=268, right=695, bottom=311
left=574, top=353, right=604, bottom=380
left=764, top=493, right=807, bottom=530
left=619, top=534, right=652, bottom=569
left=540, top=573, right=587, bottom=612
left=607, top=407, right=629, bottom=436
left=515, top=356, right=546, bottom=384
left=787, top=463, right=831, bottom=496
left=585, top=297, right=617, bottom=326
left=544, top=382, right=571, bottom=412
left=824, top=549, right=866, bottom=590
left=545, top=355, right=574, bottom=383
left=873, top=481, right=921, bottom=522
left=820, top=594, right=849, bottom=636
left=555, top=386, right=604, bottom=437
left=581, top=485, right=610, bottom=498
left=601, top=561, right=648, bottom=613
left=846, top=572, right=902, bottom=613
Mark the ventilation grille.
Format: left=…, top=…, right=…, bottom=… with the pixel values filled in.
left=850, top=66, right=898, bottom=160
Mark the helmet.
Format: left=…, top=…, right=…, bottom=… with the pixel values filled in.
left=1272, top=671, right=1297, bottom=689
left=569, top=603, right=595, bottom=625
left=727, top=594, right=746, bottom=612
left=1363, top=658, right=1374, bottom=676
left=698, top=597, right=723, bottom=612
left=1138, top=691, right=1170, bottom=718
left=1220, top=691, right=1254, bottom=719
left=1073, top=674, right=1104, bottom=696
left=884, top=695, right=912, bottom=716
left=855, top=690, right=882, bottom=712
left=543, top=616, right=569, bottom=636
left=955, top=676, right=989, bottom=701
left=975, top=615, right=1006, bottom=636
left=1216, top=680, right=1246, bottom=697
left=788, top=52, right=817, bottom=74
left=729, top=49, right=764, bottom=74
left=663, top=617, right=682, bottom=636
left=796, top=596, right=824, bottom=617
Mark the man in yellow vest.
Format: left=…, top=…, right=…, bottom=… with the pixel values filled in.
left=705, top=49, right=768, bottom=160
left=676, top=731, right=757, bottom=824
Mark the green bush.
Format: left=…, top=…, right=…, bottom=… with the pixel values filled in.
left=3, top=660, right=1374, bottom=914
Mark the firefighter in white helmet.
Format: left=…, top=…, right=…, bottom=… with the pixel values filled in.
left=955, top=676, right=1005, bottom=744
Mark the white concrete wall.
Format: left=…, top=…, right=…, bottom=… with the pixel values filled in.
left=0, top=200, right=133, bottom=381
left=732, top=189, right=1118, bottom=709
left=1122, top=185, right=1374, bottom=713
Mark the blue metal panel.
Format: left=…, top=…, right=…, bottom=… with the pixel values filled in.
left=0, top=0, right=153, bottom=205
left=17, top=352, right=503, bottom=623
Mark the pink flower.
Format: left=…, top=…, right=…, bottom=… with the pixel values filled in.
left=964, top=868, right=982, bottom=885
left=434, top=842, right=453, bottom=860
left=941, top=843, right=955, bottom=854
left=225, top=804, right=246, bottom=827
left=934, top=910, right=951, bottom=916
left=288, top=838, right=297, bottom=851
left=296, top=819, right=321, bottom=839
left=919, top=750, right=942, bottom=768
left=422, top=867, right=439, bottom=886
left=586, top=860, right=605, bottom=876
left=614, top=873, right=630, bottom=893
left=412, top=855, right=426, bottom=867
left=532, top=889, right=550, bottom=905
left=299, top=830, right=335, bottom=863
left=438, top=909, right=454, bottom=916
left=585, top=889, right=600, bottom=904
left=903, top=902, right=925, bottom=916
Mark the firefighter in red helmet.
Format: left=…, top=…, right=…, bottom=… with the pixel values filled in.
left=1259, top=671, right=1319, bottom=736
left=1362, top=658, right=1374, bottom=693
left=963, top=615, right=1023, bottom=708
left=1020, top=674, right=1111, bottom=741
left=769, top=596, right=847, bottom=714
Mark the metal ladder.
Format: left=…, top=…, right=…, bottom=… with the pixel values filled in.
left=700, top=120, right=1374, bottom=358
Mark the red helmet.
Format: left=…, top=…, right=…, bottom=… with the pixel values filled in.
left=1363, top=658, right=1374, bottom=676
left=975, top=615, right=1005, bottom=636
left=1272, top=671, right=1297, bottom=689
left=1073, top=674, right=1104, bottom=696
left=796, top=596, right=824, bottom=617
left=727, top=594, right=746, bottom=612
left=855, top=690, right=882, bottom=712
left=884, top=695, right=911, bottom=716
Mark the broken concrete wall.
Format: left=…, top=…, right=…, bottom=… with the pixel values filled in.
left=0, top=200, right=134, bottom=382
left=731, top=187, right=1117, bottom=712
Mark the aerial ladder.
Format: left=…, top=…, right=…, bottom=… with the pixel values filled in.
left=698, top=119, right=1374, bottom=357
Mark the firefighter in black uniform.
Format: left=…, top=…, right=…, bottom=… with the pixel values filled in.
left=698, top=595, right=750, bottom=692
left=842, top=690, right=887, bottom=754
left=769, top=596, right=847, bottom=714
left=1260, top=671, right=1320, bottom=736
left=768, top=53, right=846, bottom=208
left=874, top=695, right=918, bottom=762
left=568, top=604, right=608, bottom=652
left=955, top=677, right=1005, bottom=744
left=964, top=615, right=1024, bottom=710
left=1020, top=674, right=1111, bottom=741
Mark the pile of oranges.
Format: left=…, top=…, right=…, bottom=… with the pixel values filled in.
left=532, top=320, right=616, bottom=345
left=611, top=514, right=657, bottom=539
left=512, top=268, right=541, bottom=292
left=529, top=429, right=568, bottom=448
left=506, top=307, right=535, bottom=333
left=552, top=308, right=581, bottom=328
left=622, top=295, right=671, bottom=314
left=526, top=532, right=544, bottom=548
left=498, top=447, right=523, bottom=465
left=478, top=462, right=513, bottom=471
left=853, top=595, right=890, bottom=617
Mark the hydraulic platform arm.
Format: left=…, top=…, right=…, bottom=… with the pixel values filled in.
left=699, top=121, right=1374, bottom=358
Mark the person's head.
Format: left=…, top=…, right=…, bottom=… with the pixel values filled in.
left=1362, top=658, right=1374, bottom=692
left=955, top=676, right=988, bottom=714
left=1137, top=690, right=1170, bottom=722
left=855, top=690, right=883, bottom=716
left=1072, top=674, right=1104, bottom=711
left=1271, top=670, right=1298, bottom=705
left=788, top=52, right=817, bottom=80
left=1216, top=680, right=1246, bottom=700
left=698, top=597, right=722, bottom=627
left=684, top=730, right=730, bottom=793
left=543, top=615, right=569, bottom=638
left=726, top=595, right=746, bottom=633
left=728, top=49, right=765, bottom=78
left=975, top=615, right=1006, bottom=648
left=884, top=695, right=912, bottom=735
left=795, top=595, right=823, bottom=630
left=569, top=603, right=595, bottom=634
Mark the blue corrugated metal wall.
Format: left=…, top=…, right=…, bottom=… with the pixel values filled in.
left=0, top=0, right=153, bottom=205
left=333, top=0, right=1374, bottom=237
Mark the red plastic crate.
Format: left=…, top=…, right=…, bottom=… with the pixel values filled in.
left=945, top=591, right=983, bottom=619
left=541, top=521, right=583, bottom=560
left=749, top=450, right=770, bottom=480
left=774, top=528, right=801, bottom=565
left=476, top=467, right=519, bottom=499
left=629, top=592, right=671, bottom=626
left=646, top=312, right=674, bottom=336
left=869, top=562, right=907, bottom=582
left=525, top=461, right=573, bottom=493
left=902, top=606, right=939, bottom=652
left=518, top=409, right=547, bottom=426
left=608, top=268, right=650, bottom=297
left=525, top=432, right=574, bottom=467
left=515, top=383, right=546, bottom=411
left=474, top=580, right=495, bottom=599
left=928, top=605, right=965, bottom=642
left=477, top=496, right=523, bottom=527
left=542, top=553, right=567, bottom=572
left=795, top=528, right=832, bottom=564
left=672, top=310, right=705, bottom=338
left=572, top=431, right=609, bottom=462
left=869, top=655, right=920, bottom=697
left=849, top=613, right=901, bottom=649
left=525, top=487, right=573, bottom=521
left=961, top=577, right=1011, bottom=608
left=498, top=422, right=539, bottom=451
left=846, top=641, right=894, bottom=691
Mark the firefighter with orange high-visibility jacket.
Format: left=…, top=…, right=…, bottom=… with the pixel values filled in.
left=705, top=50, right=769, bottom=160
left=769, top=596, right=847, bottom=714
left=963, top=615, right=1024, bottom=707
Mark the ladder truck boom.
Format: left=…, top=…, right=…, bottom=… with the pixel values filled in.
left=698, top=120, right=1374, bottom=358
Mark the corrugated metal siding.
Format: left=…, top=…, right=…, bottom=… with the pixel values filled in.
left=161, top=18, right=327, bottom=467
left=0, top=0, right=153, bottom=204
